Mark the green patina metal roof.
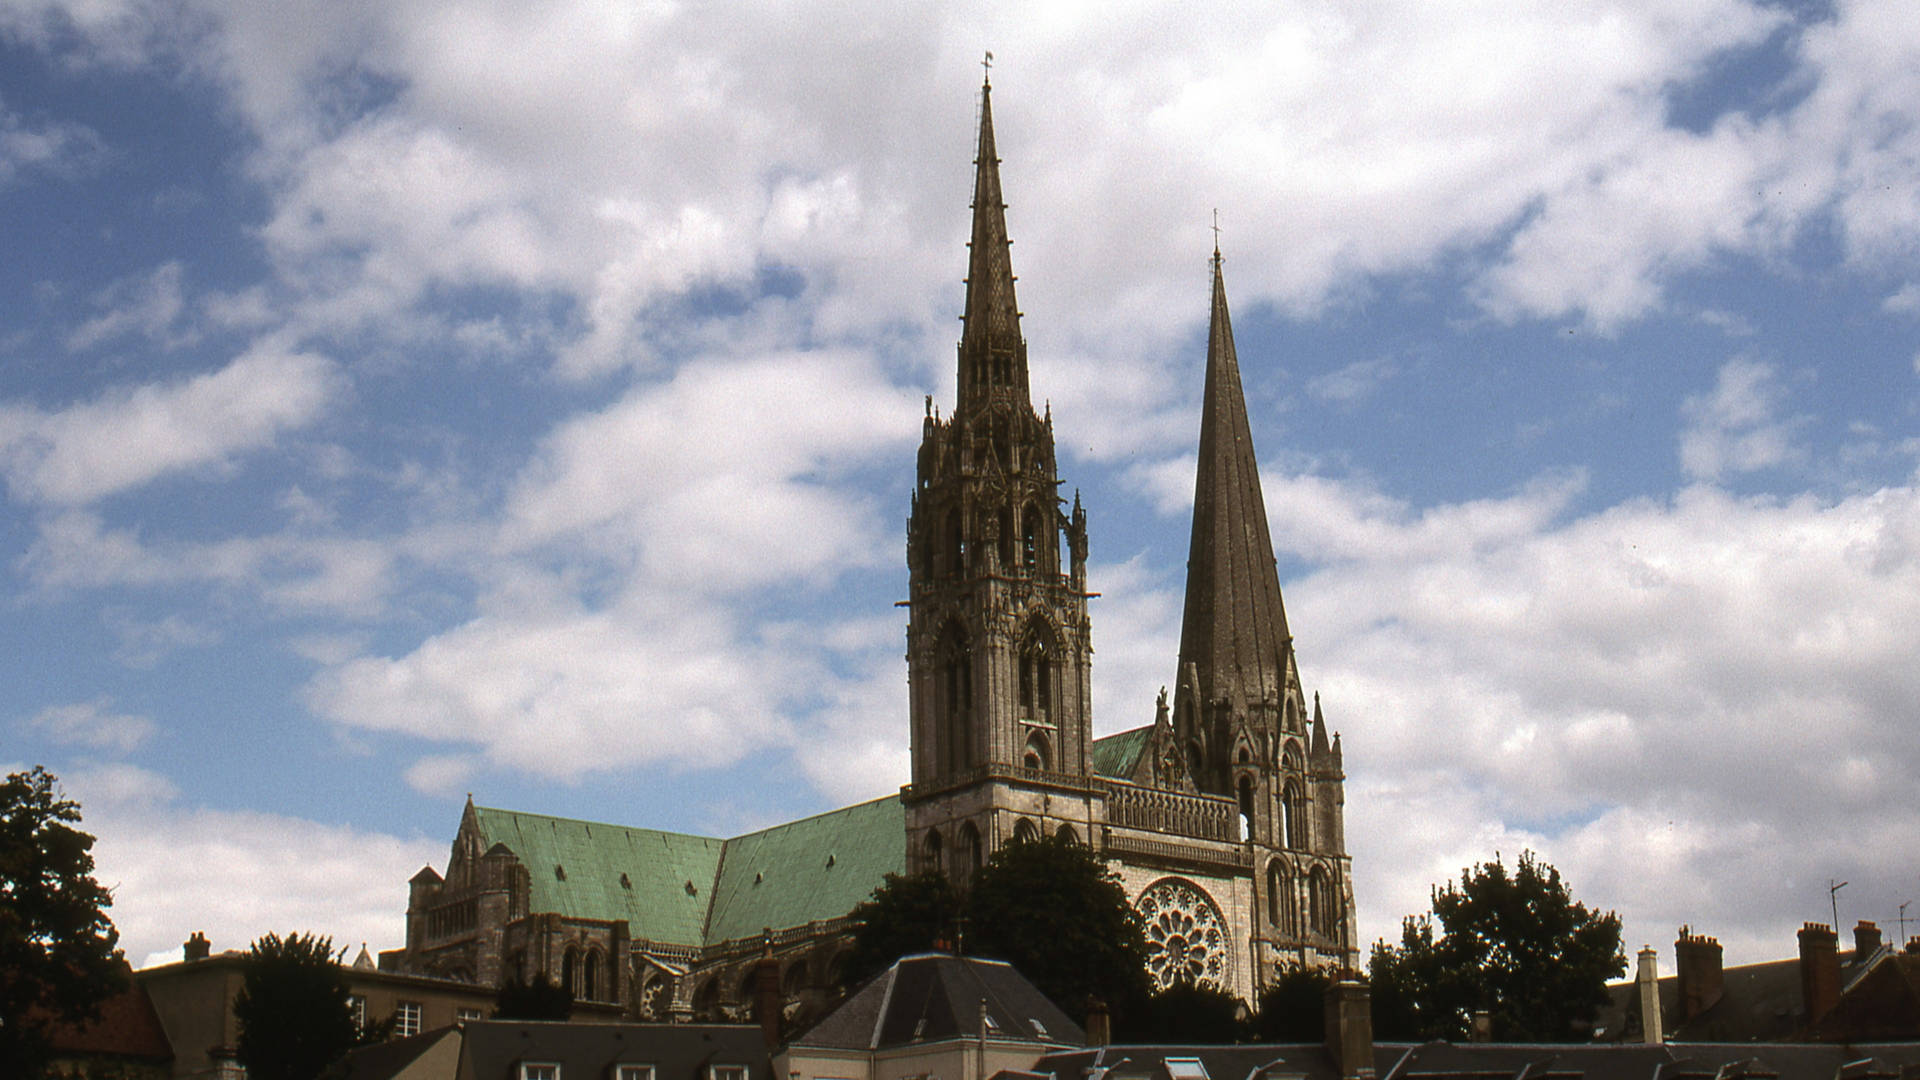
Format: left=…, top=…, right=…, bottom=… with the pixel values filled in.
left=470, top=794, right=904, bottom=949
left=470, top=806, right=723, bottom=946
left=705, top=794, right=905, bottom=943
left=1090, top=724, right=1152, bottom=778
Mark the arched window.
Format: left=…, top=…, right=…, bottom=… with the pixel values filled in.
left=1057, top=824, right=1079, bottom=845
left=1283, top=780, right=1306, bottom=850
left=945, top=508, right=965, bottom=578
left=561, top=947, right=577, bottom=997
left=938, top=625, right=973, bottom=772
left=1013, top=818, right=1039, bottom=844
left=1023, top=730, right=1051, bottom=772
left=1308, top=865, right=1332, bottom=936
left=1237, top=774, right=1255, bottom=838
left=1018, top=621, right=1055, bottom=723
left=996, top=512, right=1011, bottom=569
left=957, top=822, right=983, bottom=886
left=694, top=976, right=721, bottom=1021
left=924, top=828, right=944, bottom=872
left=1021, top=503, right=1044, bottom=570
left=583, top=950, right=600, bottom=1001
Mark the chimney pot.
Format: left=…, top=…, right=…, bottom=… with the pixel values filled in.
left=1324, top=978, right=1375, bottom=1080
left=1854, top=920, right=1883, bottom=962
left=1799, top=922, right=1842, bottom=1027
left=1636, top=947, right=1664, bottom=1044
left=1675, top=927, right=1724, bottom=1022
left=184, top=931, right=211, bottom=962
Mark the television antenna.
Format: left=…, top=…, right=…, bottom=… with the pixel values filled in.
left=1830, top=879, right=1848, bottom=931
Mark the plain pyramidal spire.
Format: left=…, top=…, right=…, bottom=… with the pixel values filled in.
left=956, top=57, right=1026, bottom=413
left=1176, top=247, right=1293, bottom=709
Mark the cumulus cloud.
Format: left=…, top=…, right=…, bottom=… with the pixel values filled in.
left=60, top=763, right=442, bottom=967
left=24, top=699, right=156, bottom=753
left=1679, top=358, right=1807, bottom=481
left=1274, top=472, right=1920, bottom=963
left=0, top=344, right=340, bottom=504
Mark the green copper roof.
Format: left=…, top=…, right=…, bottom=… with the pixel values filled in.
left=1090, top=725, right=1152, bottom=778
left=469, top=795, right=904, bottom=949
left=470, top=806, right=722, bottom=946
left=705, top=795, right=905, bottom=943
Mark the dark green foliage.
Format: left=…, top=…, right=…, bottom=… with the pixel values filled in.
left=844, top=871, right=961, bottom=988
left=234, top=932, right=359, bottom=1080
left=1368, top=851, right=1624, bottom=1042
left=492, top=974, right=573, bottom=1020
left=1132, top=979, right=1246, bottom=1043
left=843, top=835, right=1151, bottom=1025
left=968, top=833, right=1153, bottom=1027
left=0, top=766, right=127, bottom=1077
left=1249, top=964, right=1331, bottom=1042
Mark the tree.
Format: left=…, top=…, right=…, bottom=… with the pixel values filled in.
left=1368, top=851, right=1624, bottom=1042
left=493, top=973, right=573, bottom=1020
left=1249, top=964, right=1331, bottom=1042
left=966, top=833, right=1153, bottom=1029
left=234, top=932, right=360, bottom=1080
left=1134, top=979, right=1245, bottom=1044
left=843, top=871, right=961, bottom=989
left=0, top=766, right=126, bottom=1076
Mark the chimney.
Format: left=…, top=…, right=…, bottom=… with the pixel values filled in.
left=1799, top=922, right=1841, bottom=1025
left=1323, top=978, right=1375, bottom=1080
left=1675, top=926, right=1724, bottom=1021
left=184, top=932, right=211, bottom=962
left=1085, top=996, right=1111, bottom=1047
left=1636, top=947, right=1664, bottom=1044
left=754, top=932, right=782, bottom=1049
left=1854, top=921, right=1883, bottom=962
left=1469, top=1011, right=1492, bottom=1043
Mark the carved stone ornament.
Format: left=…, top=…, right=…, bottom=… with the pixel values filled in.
left=1136, top=877, right=1229, bottom=990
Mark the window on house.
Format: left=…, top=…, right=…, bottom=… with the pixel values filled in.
left=396, top=1000, right=421, bottom=1037
left=712, top=1066, right=748, bottom=1080
left=1164, top=1058, right=1210, bottom=1080
left=618, top=1067, right=655, bottom=1080
left=348, top=995, right=366, bottom=1032
left=456, top=1007, right=484, bottom=1022
left=520, top=1065, right=561, bottom=1080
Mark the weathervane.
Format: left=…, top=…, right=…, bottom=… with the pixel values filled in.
left=983, top=51, right=993, bottom=86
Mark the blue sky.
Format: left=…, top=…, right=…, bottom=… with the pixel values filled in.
left=3, top=0, right=1918, bottom=974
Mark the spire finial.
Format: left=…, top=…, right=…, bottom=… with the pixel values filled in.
left=1211, top=208, right=1221, bottom=261
left=982, top=51, right=993, bottom=88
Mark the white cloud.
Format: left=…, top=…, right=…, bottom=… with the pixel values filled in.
left=0, top=343, right=340, bottom=504
left=0, top=95, right=103, bottom=187
left=60, top=763, right=442, bottom=968
left=1679, top=358, right=1807, bottom=481
left=1307, top=357, right=1398, bottom=405
left=24, top=699, right=156, bottom=753
left=1271, top=472, right=1920, bottom=963
left=66, top=261, right=191, bottom=352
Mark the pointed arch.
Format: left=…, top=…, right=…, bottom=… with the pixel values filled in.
left=1021, top=501, right=1046, bottom=571
left=1267, top=859, right=1295, bottom=934
left=957, top=821, right=983, bottom=887
left=1308, top=864, right=1332, bottom=936
left=1023, top=729, right=1051, bottom=772
left=1018, top=616, right=1057, bottom=723
left=945, top=507, right=966, bottom=577
left=561, top=947, right=578, bottom=997
left=1236, top=774, right=1255, bottom=838
left=583, top=948, right=601, bottom=1001
left=1283, top=779, right=1306, bottom=850
left=1056, top=824, right=1079, bottom=845
left=937, top=622, right=974, bottom=773
left=924, top=828, right=944, bottom=872
left=1013, top=817, right=1039, bottom=844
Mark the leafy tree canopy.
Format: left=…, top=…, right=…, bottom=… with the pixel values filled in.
left=493, top=973, right=573, bottom=1020
left=844, top=871, right=962, bottom=989
left=1133, top=979, right=1246, bottom=1044
left=234, top=932, right=360, bottom=1080
left=0, top=766, right=126, bottom=1077
left=1249, top=964, right=1332, bottom=1043
left=1369, top=851, right=1624, bottom=1042
left=845, top=835, right=1152, bottom=1030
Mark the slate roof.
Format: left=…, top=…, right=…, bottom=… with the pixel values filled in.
left=40, top=976, right=174, bottom=1063
left=468, top=795, right=905, bottom=948
left=1038, top=1042, right=1920, bottom=1080
left=794, top=952, right=1085, bottom=1051
left=1091, top=725, right=1152, bottom=779
left=329, top=1021, right=770, bottom=1080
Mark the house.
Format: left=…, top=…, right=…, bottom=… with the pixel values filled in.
left=325, top=1020, right=770, bottom=1080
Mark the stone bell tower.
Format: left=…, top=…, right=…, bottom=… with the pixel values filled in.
left=902, top=71, right=1098, bottom=887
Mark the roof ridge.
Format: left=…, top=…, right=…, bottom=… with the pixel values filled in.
left=472, top=804, right=722, bottom=845
left=721, top=792, right=900, bottom=843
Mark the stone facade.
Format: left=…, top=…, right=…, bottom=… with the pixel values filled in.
left=387, top=73, right=1357, bottom=1019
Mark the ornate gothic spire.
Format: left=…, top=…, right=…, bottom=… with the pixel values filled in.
left=1175, top=250, right=1292, bottom=713
left=956, top=70, right=1026, bottom=414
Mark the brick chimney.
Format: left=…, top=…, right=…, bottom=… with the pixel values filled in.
left=1799, top=922, right=1841, bottom=1025
left=1636, top=946, right=1664, bottom=1044
left=184, top=932, right=211, bottom=962
left=1323, top=978, right=1375, bottom=1080
left=1675, top=926, right=1724, bottom=1021
left=1085, top=997, right=1111, bottom=1047
left=1854, top=920, right=1883, bottom=962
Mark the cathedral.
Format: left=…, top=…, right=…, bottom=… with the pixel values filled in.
left=382, top=74, right=1358, bottom=1026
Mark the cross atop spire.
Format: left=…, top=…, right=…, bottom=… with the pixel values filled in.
left=1175, top=249, right=1293, bottom=715
left=956, top=66, right=1026, bottom=415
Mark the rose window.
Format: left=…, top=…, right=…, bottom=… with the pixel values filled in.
left=1136, top=877, right=1229, bottom=990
